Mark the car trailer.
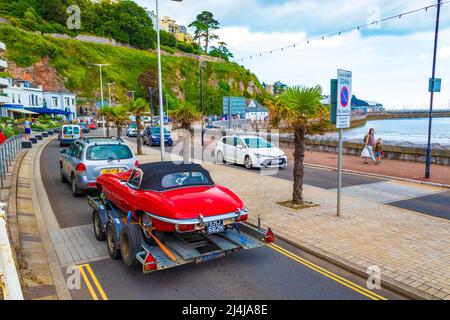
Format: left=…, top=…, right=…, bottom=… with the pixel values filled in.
left=88, top=195, right=274, bottom=274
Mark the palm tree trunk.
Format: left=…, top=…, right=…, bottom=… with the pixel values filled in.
left=292, top=125, right=306, bottom=204
left=136, top=116, right=142, bottom=155
left=117, top=124, right=121, bottom=138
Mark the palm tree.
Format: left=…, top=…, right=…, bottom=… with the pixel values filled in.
left=98, top=107, right=113, bottom=138
left=109, top=106, right=128, bottom=138
left=271, top=85, right=323, bottom=204
left=126, top=98, right=148, bottom=155
left=171, top=105, right=201, bottom=163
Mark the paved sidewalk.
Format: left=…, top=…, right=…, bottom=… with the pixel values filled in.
left=132, top=142, right=450, bottom=300
left=282, top=146, right=450, bottom=186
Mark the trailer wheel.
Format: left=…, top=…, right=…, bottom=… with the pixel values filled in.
left=93, top=210, right=106, bottom=241
left=120, top=224, right=143, bottom=266
left=106, top=223, right=121, bottom=260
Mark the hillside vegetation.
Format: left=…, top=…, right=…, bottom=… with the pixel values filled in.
left=0, top=25, right=269, bottom=115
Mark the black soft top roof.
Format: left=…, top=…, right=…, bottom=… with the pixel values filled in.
left=137, top=162, right=214, bottom=191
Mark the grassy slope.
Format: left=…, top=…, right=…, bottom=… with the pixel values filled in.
left=0, top=25, right=269, bottom=114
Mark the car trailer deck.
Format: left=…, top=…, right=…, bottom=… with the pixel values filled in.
left=88, top=195, right=273, bottom=274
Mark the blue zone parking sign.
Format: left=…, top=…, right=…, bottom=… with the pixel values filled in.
left=336, top=69, right=352, bottom=129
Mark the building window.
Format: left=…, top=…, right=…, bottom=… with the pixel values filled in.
left=12, top=94, right=15, bottom=104
left=52, top=97, right=58, bottom=108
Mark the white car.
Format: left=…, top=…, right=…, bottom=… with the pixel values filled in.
left=126, top=123, right=138, bottom=137
left=215, top=135, right=288, bottom=169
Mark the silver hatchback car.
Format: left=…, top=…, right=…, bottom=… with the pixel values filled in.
left=60, top=137, right=138, bottom=196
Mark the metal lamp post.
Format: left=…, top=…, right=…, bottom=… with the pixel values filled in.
left=107, top=82, right=115, bottom=108
left=155, top=0, right=183, bottom=161
left=89, top=63, right=110, bottom=137
left=425, top=0, right=442, bottom=179
left=200, top=61, right=206, bottom=147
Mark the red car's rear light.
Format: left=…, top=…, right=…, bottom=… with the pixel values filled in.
left=87, top=182, right=96, bottom=187
left=135, top=160, right=140, bottom=166
left=176, top=224, right=196, bottom=233
left=235, top=214, right=248, bottom=222
left=75, top=163, right=86, bottom=172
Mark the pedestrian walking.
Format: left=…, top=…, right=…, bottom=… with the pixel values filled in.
left=374, top=138, right=383, bottom=162
left=24, top=117, right=31, bottom=141
left=361, top=128, right=378, bottom=164
left=0, top=127, right=6, bottom=145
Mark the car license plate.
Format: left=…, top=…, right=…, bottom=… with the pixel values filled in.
left=63, top=135, right=72, bottom=139
left=207, top=220, right=225, bottom=234
left=101, top=168, right=123, bottom=175
left=195, top=252, right=226, bottom=264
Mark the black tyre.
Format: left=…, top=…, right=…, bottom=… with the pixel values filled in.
left=93, top=210, right=106, bottom=241
left=106, top=223, right=121, bottom=260
left=71, top=176, right=82, bottom=197
left=60, top=167, right=67, bottom=183
left=216, top=151, right=226, bottom=164
left=244, top=156, right=253, bottom=169
left=120, top=224, right=143, bottom=266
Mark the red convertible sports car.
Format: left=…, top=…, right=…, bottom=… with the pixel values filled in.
left=96, top=162, right=249, bottom=240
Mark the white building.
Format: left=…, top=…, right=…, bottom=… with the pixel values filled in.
left=245, top=99, right=269, bottom=121
left=0, top=78, right=76, bottom=120
left=42, top=91, right=77, bottom=120
left=0, top=41, right=10, bottom=106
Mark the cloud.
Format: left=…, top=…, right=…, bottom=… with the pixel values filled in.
left=438, top=46, right=450, bottom=59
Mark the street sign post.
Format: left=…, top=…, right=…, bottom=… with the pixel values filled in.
left=336, top=69, right=352, bottom=217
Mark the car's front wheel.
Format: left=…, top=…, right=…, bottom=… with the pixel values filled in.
left=244, top=156, right=253, bottom=169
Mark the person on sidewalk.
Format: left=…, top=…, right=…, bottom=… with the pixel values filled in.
left=361, top=128, right=378, bottom=164
left=24, top=117, right=31, bottom=141
left=0, top=127, right=6, bottom=145
left=374, top=138, right=383, bottom=162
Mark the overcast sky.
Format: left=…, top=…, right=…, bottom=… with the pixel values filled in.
left=135, top=0, right=450, bottom=109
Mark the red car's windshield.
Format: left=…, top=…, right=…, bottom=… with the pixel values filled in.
left=140, top=171, right=213, bottom=191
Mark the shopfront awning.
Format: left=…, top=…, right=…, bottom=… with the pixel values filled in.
left=25, top=108, right=71, bottom=115
left=7, top=108, right=39, bottom=115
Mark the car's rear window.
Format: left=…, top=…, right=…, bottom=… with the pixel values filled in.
left=160, top=172, right=211, bottom=189
left=63, top=126, right=80, bottom=135
left=86, top=144, right=133, bottom=161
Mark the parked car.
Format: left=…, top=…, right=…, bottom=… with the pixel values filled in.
left=214, top=135, right=288, bottom=169
left=89, top=122, right=98, bottom=130
left=79, top=122, right=90, bottom=133
left=60, top=124, right=82, bottom=147
left=126, top=122, right=138, bottom=137
left=96, top=162, right=249, bottom=238
left=142, top=127, right=173, bottom=146
left=60, top=137, right=138, bottom=196
left=141, top=116, right=152, bottom=125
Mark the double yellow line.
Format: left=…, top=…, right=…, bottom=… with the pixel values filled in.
left=77, top=264, right=108, bottom=300
left=268, top=243, right=387, bottom=300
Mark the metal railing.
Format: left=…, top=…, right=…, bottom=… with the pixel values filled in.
left=0, top=135, right=22, bottom=189
left=0, top=134, right=24, bottom=300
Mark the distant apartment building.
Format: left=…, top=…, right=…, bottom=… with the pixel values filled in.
left=148, top=11, right=193, bottom=43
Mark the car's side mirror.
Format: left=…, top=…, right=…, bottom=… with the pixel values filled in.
left=236, top=145, right=243, bottom=149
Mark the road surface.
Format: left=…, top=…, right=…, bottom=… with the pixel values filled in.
left=40, top=135, right=406, bottom=300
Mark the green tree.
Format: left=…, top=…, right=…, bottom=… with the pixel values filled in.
left=22, top=8, right=39, bottom=31
left=189, top=11, right=220, bottom=53
left=209, top=42, right=234, bottom=61
left=271, top=85, right=323, bottom=204
left=109, top=106, right=129, bottom=138
left=98, top=107, right=113, bottom=138
left=170, top=104, right=201, bottom=162
left=126, top=98, right=148, bottom=155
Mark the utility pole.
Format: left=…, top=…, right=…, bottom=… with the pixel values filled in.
left=425, top=0, right=442, bottom=179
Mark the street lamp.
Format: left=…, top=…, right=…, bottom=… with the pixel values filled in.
left=155, top=0, right=183, bottom=161
left=89, top=63, right=110, bottom=137
left=200, top=61, right=206, bottom=147
left=425, top=0, right=442, bottom=179
left=107, top=82, right=115, bottom=108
